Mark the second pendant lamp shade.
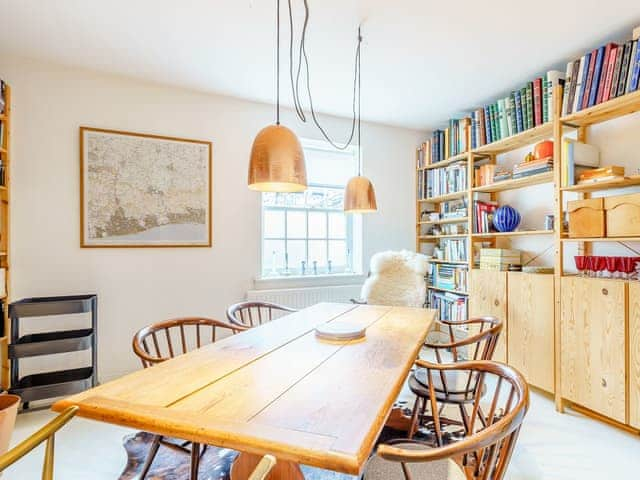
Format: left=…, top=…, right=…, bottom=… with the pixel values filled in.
left=344, top=175, right=377, bottom=213
left=248, top=124, right=307, bottom=192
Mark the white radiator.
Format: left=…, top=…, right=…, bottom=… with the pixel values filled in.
left=246, top=285, right=362, bottom=309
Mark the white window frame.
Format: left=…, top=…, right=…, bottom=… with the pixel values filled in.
left=256, top=138, right=364, bottom=286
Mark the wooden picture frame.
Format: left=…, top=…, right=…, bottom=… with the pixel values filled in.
left=80, top=127, right=212, bottom=247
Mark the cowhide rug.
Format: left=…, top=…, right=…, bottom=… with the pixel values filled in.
left=118, top=431, right=359, bottom=480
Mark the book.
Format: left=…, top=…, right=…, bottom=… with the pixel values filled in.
left=514, top=90, right=524, bottom=132
left=533, top=77, right=543, bottom=126
left=609, top=44, right=625, bottom=100
left=563, top=139, right=600, bottom=186
left=596, top=43, right=616, bottom=104
left=545, top=70, right=564, bottom=121
left=498, top=98, right=508, bottom=139
left=588, top=45, right=605, bottom=108
left=617, top=41, right=634, bottom=97
left=601, top=44, right=618, bottom=102
left=561, top=61, right=574, bottom=116
left=508, top=94, right=517, bottom=135
left=627, top=40, right=638, bottom=94
left=575, top=54, right=589, bottom=112
left=484, top=105, right=492, bottom=144
left=580, top=166, right=625, bottom=179
left=582, top=50, right=598, bottom=110
left=526, top=83, right=534, bottom=129
left=630, top=41, right=640, bottom=92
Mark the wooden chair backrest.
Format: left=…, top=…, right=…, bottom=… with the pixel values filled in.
left=226, top=301, right=296, bottom=328
left=132, top=317, right=240, bottom=368
left=378, top=360, right=529, bottom=480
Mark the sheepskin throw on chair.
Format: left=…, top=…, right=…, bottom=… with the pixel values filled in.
left=360, top=250, right=429, bottom=307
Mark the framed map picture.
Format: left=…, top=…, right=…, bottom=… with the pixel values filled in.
left=80, top=127, right=212, bottom=247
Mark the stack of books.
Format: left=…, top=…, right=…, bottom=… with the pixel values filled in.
left=512, top=158, right=553, bottom=179
left=578, top=166, right=625, bottom=184
left=427, top=290, right=467, bottom=323
left=417, top=161, right=467, bottom=199
left=417, top=118, right=470, bottom=167
left=431, top=263, right=468, bottom=292
left=479, top=248, right=522, bottom=271
left=561, top=139, right=600, bottom=186
left=561, top=27, right=640, bottom=117
left=470, top=70, right=565, bottom=149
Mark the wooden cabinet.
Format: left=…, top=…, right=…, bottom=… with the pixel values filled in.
left=629, top=282, right=640, bottom=429
left=507, top=272, right=554, bottom=393
left=469, top=270, right=507, bottom=362
left=561, top=277, right=627, bottom=423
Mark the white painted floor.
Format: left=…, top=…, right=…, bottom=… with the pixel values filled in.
left=5, top=390, right=640, bottom=479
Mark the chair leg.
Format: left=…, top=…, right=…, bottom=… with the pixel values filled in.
left=407, top=396, right=421, bottom=439
left=139, top=435, right=162, bottom=479
left=190, top=442, right=201, bottom=480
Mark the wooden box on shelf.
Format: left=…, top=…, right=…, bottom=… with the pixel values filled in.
left=567, top=198, right=605, bottom=238
left=605, top=192, right=640, bottom=238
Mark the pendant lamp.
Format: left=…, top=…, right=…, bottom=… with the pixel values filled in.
left=248, top=0, right=307, bottom=192
left=344, top=29, right=377, bottom=213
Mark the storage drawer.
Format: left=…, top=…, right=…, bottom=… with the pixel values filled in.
left=568, top=198, right=605, bottom=238
left=10, top=367, right=94, bottom=403
left=605, top=193, right=640, bottom=238
left=10, top=295, right=96, bottom=317
left=8, top=329, right=93, bottom=359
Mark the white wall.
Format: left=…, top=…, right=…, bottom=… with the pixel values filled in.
left=0, top=56, right=424, bottom=380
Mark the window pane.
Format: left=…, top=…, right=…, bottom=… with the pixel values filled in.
left=328, top=212, right=346, bottom=238
left=308, top=211, right=327, bottom=238
left=328, top=240, right=347, bottom=267
left=263, top=210, right=285, bottom=238
left=305, top=147, right=357, bottom=186
left=287, top=211, right=306, bottom=238
left=308, top=240, right=328, bottom=269
left=287, top=240, right=306, bottom=273
left=263, top=239, right=285, bottom=275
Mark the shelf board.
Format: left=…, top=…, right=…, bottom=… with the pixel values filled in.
left=419, top=234, right=469, bottom=241
left=418, top=217, right=469, bottom=226
left=0, top=148, right=6, bottom=154
left=561, top=236, right=640, bottom=243
left=560, top=175, right=640, bottom=193
left=428, top=285, right=469, bottom=295
left=428, top=259, right=469, bottom=265
left=473, top=171, right=554, bottom=193
left=472, top=230, right=554, bottom=238
left=418, top=190, right=468, bottom=203
left=471, top=122, right=553, bottom=156
left=418, top=152, right=469, bottom=170
left=560, top=89, right=640, bottom=127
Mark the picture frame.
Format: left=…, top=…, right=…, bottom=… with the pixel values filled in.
left=80, top=127, right=212, bottom=247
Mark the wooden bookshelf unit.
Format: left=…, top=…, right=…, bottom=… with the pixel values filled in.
left=0, top=82, right=11, bottom=390
left=416, top=81, right=640, bottom=433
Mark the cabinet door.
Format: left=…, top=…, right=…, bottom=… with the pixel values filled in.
left=561, top=277, right=626, bottom=423
left=469, top=270, right=507, bottom=362
left=508, top=272, right=554, bottom=393
left=629, top=282, right=640, bottom=428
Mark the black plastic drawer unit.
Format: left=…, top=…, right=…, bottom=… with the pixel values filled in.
left=8, top=294, right=97, bottom=408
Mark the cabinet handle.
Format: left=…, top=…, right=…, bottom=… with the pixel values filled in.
left=601, top=378, right=607, bottom=388
left=602, top=288, right=608, bottom=296
left=494, top=300, right=500, bottom=307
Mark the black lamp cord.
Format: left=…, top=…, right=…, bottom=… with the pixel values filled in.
left=285, top=0, right=362, bottom=152
left=276, top=0, right=280, bottom=125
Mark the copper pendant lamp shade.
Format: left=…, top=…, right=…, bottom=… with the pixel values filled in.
left=344, top=175, right=377, bottom=213
left=248, top=124, right=307, bottom=192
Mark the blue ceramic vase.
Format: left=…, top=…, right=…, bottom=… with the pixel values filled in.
left=493, top=205, right=521, bottom=232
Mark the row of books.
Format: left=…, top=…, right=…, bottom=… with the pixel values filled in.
left=473, top=198, right=498, bottom=233
left=0, top=80, right=6, bottom=115
left=417, top=161, right=467, bottom=200
left=427, top=290, right=468, bottom=323
left=470, top=71, right=564, bottom=149
left=416, top=119, right=471, bottom=168
left=430, top=263, right=468, bottom=292
left=561, top=36, right=640, bottom=117
left=437, top=238, right=468, bottom=262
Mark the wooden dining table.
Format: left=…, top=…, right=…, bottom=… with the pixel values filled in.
left=53, top=302, right=435, bottom=479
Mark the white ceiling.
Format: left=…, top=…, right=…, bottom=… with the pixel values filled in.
left=0, top=0, right=639, bottom=130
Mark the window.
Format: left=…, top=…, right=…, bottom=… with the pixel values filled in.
left=261, top=139, right=360, bottom=277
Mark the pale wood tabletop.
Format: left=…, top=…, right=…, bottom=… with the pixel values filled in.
left=53, top=303, right=435, bottom=478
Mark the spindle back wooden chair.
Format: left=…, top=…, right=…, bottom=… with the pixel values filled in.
left=366, top=360, right=529, bottom=480
left=408, top=316, right=502, bottom=439
left=132, top=316, right=243, bottom=368
left=226, top=301, right=296, bottom=329
left=131, top=317, right=242, bottom=479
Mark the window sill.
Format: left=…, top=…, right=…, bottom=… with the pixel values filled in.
left=253, top=273, right=366, bottom=291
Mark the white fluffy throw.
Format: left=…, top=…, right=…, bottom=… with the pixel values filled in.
left=360, top=250, right=429, bottom=307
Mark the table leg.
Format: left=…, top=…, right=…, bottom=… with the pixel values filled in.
left=190, top=442, right=200, bottom=480
left=231, top=452, right=304, bottom=480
